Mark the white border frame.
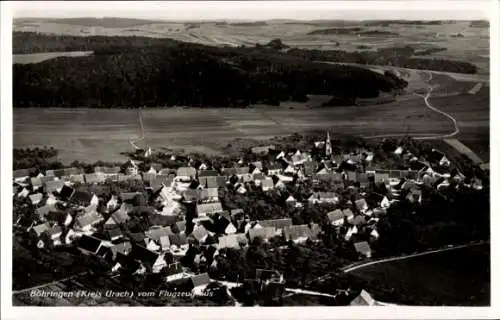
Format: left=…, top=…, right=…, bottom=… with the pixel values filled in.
left=2, top=1, right=499, bottom=319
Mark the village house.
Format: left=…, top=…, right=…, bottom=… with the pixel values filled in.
left=35, top=204, right=53, bottom=221
left=354, top=241, right=372, bottom=258
left=176, top=167, right=197, bottom=181
left=13, top=168, right=31, bottom=183
left=200, top=188, right=219, bottom=202
left=343, top=208, right=355, bottom=221
left=77, top=235, right=106, bottom=256
left=30, top=177, right=43, bottom=190
left=350, top=290, right=377, bottom=306
left=260, top=178, right=274, bottom=192
left=191, top=225, right=209, bottom=244
left=374, top=172, right=390, bottom=184
left=266, top=164, right=282, bottom=176
left=198, top=169, right=218, bottom=178
left=355, top=198, right=369, bottom=214
left=108, top=241, right=132, bottom=262
left=168, top=233, right=189, bottom=256
left=190, top=273, right=212, bottom=295
left=308, top=192, right=339, bottom=205
left=29, top=222, right=50, bottom=243
left=45, top=180, right=65, bottom=194
left=196, top=202, right=223, bottom=218
left=130, top=245, right=170, bottom=274
left=248, top=227, right=278, bottom=242
left=283, top=224, right=319, bottom=243
left=327, top=209, right=345, bottom=226
left=251, top=145, right=275, bottom=155
left=105, top=228, right=124, bottom=242
left=257, top=218, right=293, bottom=232
left=74, top=209, right=104, bottom=234
left=29, top=193, right=43, bottom=206
left=218, top=234, right=243, bottom=250
left=213, top=213, right=237, bottom=234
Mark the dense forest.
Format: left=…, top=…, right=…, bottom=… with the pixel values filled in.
left=13, top=33, right=407, bottom=108
left=13, top=31, right=477, bottom=108
left=285, top=46, right=478, bottom=74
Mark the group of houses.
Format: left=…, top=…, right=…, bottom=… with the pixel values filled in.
left=13, top=132, right=485, bottom=295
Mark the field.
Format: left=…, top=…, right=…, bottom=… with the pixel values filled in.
left=13, top=109, right=141, bottom=163
left=15, top=93, right=459, bottom=163
left=349, top=243, right=490, bottom=306
left=13, top=51, right=93, bottom=64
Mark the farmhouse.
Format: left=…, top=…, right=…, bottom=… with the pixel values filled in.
left=354, top=241, right=372, bottom=258
left=258, top=218, right=292, bottom=232
left=197, top=202, right=223, bottom=217
left=248, top=227, right=278, bottom=242
left=327, top=209, right=345, bottom=226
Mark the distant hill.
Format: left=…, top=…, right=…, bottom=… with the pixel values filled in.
left=469, top=20, right=489, bottom=28
left=362, top=20, right=445, bottom=27
left=13, top=33, right=408, bottom=108
left=228, top=21, right=268, bottom=27
left=308, top=27, right=398, bottom=36
left=308, top=27, right=363, bottom=35
left=14, top=17, right=166, bottom=28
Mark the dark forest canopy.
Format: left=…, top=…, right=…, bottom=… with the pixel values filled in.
left=13, top=33, right=408, bottom=108
left=13, top=32, right=477, bottom=75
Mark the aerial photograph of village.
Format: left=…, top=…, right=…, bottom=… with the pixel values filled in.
left=9, top=1, right=491, bottom=308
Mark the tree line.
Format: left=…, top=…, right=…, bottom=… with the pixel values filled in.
left=13, top=32, right=410, bottom=108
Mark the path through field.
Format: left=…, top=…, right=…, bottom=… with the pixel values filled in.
left=364, top=71, right=460, bottom=140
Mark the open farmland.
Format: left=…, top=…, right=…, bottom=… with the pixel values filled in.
left=13, top=109, right=141, bottom=163
left=13, top=51, right=93, bottom=64
left=14, top=93, right=461, bottom=164
left=428, top=87, right=489, bottom=160
left=350, top=243, right=490, bottom=306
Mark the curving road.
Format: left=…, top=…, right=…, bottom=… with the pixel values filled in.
left=364, top=71, right=460, bottom=140
left=342, top=240, right=487, bottom=274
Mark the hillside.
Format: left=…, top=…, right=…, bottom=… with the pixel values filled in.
left=13, top=34, right=408, bottom=108
left=14, top=17, right=167, bottom=28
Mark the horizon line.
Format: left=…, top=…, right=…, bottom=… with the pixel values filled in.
left=13, top=16, right=489, bottom=22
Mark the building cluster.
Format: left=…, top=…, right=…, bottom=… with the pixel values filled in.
left=12, top=132, right=485, bottom=296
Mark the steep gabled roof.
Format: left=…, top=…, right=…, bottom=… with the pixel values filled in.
left=77, top=235, right=102, bottom=253
left=198, top=170, right=218, bottom=177
left=13, top=168, right=31, bottom=179
left=283, top=224, right=311, bottom=241
left=191, top=226, right=209, bottom=242
left=177, top=167, right=196, bottom=178
left=31, top=222, right=50, bottom=237
left=191, top=273, right=211, bottom=287
left=354, top=241, right=371, bottom=255
left=218, top=234, right=240, bottom=249
left=169, top=233, right=188, bottom=246
left=248, top=227, right=277, bottom=241
left=146, top=226, right=174, bottom=242
left=258, top=218, right=292, bottom=230
left=327, top=209, right=344, bottom=222
left=45, top=180, right=65, bottom=193
left=110, top=241, right=132, bottom=260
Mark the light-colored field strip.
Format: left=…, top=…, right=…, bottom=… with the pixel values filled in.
left=468, top=83, right=483, bottom=95
left=342, top=240, right=488, bottom=274
left=443, top=138, right=484, bottom=164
